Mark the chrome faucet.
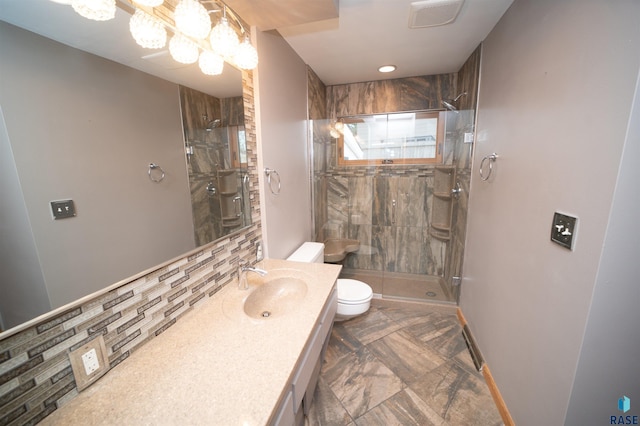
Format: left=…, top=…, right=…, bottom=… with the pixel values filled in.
left=237, top=261, right=268, bottom=290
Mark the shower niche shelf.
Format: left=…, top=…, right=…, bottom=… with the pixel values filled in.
left=430, top=166, right=456, bottom=241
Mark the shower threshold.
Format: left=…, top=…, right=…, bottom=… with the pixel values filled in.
left=339, top=268, right=454, bottom=303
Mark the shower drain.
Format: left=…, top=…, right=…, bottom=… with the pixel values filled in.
left=261, top=311, right=271, bottom=318
left=426, top=291, right=437, bottom=297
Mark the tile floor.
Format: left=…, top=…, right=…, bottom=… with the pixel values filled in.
left=307, top=299, right=503, bottom=425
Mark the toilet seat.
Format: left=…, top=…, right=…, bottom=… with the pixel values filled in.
left=337, top=279, right=373, bottom=304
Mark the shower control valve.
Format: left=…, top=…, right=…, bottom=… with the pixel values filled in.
left=551, top=212, right=577, bottom=250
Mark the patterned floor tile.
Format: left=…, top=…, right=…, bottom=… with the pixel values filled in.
left=354, top=388, right=445, bottom=426
left=409, top=361, right=502, bottom=425
left=367, top=328, right=447, bottom=385
left=307, top=377, right=353, bottom=426
left=339, top=308, right=402, bottom=345
left=405, top=313, right=468, bottom=359
left=310, top=302, right=503, bottom=426
left=322, top=346, right=404, bottom=419
left=323, top=322, right=365, bottom=371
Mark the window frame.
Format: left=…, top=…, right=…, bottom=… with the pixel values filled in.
left=336, top=111, right=445, bottom=166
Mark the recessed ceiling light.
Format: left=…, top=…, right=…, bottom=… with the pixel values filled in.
left=378, top=65, right=397, bottom=73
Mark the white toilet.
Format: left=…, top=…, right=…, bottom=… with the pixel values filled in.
left=287, top=242, right=373, bottom=321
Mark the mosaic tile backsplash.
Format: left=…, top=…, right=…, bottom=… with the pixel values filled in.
left=0, top=69, right=260, bottom=426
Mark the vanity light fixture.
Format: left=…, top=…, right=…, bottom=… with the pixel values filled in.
left=199, top=50, right=225, bottom=75
left=71, top=0, right=116, bottom=21
left=65, top=0, right=259, bottom=74
left=234, top=35, right=259, bottom=70
left=209, top=8, right=239, bottom=59
left=329, top=120, right=344, bottom=138
left=174, top=0, right=211, bottom=40
left=378, top=65, right=397, bottom=73
left=129, top=9, right=167, bottom=49
left=169, top=33, right=199, bottom=64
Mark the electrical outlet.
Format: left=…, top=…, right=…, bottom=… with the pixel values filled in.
left=551, top=212, right=577, bottom=250
left=82, top=348, right=100, bottom=375
left=69, top=335, right=110, bottom=391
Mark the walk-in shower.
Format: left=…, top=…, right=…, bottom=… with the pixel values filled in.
left=311, top=108, right=475, bottom=304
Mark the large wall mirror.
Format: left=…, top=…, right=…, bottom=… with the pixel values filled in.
left=0, top=1, right=251, bottom=330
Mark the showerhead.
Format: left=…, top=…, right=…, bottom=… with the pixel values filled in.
left=442, top=100, right=457, bottom=111
left=441, top=92, right=468, bottom=111
left=206, top=118, right=221, bottom=131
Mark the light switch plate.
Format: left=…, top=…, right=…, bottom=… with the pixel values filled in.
left=69, top=335, right=110, bottom=391
left=50, top=199, right=76, bottom=220
left=551, top=212, right=577, bottom=250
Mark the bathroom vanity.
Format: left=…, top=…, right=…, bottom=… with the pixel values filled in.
left=38, top=259, right=341, bottom=426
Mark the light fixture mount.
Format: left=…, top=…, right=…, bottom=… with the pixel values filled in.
left=378, top=65, right=397, bottom=73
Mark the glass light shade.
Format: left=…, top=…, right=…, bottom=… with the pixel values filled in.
left=208, top=16, right=239, bottom=59
left=169, top=34, right=199, bottom=64
left=129, top=9, right=167, bottom=49
left=134, top=0, right=164, bottom=6
left=71, top=0, right=116, bottom=21
left=174, top=0, right=211, bottom=39
left=234, top=37, right=258, bottom=70
left=199, top=51, right=224, bottom=76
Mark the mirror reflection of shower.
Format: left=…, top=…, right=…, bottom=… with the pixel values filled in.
left=442, top=92, right=467, bottom=112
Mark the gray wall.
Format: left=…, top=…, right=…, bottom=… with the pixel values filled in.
left=565, top=64, right=640, bottom=424
left=0, top=22, right=195, bottom=326
left=255, top=30, right=312, bottom=259
left=460, top=0, right=640, bottom=424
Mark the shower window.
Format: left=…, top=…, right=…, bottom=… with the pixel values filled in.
left=336, top=111, right=444, bottom=165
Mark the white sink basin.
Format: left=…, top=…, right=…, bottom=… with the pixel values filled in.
left=222, top=268, right=312, bottom=321
left=243, top=277, right=307, bottom=319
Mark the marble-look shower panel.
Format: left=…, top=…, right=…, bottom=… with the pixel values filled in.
left=326, top=176, right=349, bottom=238
left=346, top=224, right=383, bottom=271
left=348, top=176, right=373, bottom=226
left=393, top=226, right=426, bottom=274
left=327, top=74, right=457, bottom=118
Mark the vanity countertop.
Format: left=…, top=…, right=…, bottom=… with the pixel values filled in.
left=39, top=259, right=341, bottom=426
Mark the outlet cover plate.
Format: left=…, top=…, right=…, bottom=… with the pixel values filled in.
left=551, top=212, right=577, bottom=250
left=69, top=335, right=110, bottom=391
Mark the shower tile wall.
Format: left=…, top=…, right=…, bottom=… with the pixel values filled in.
left=325, top=169, right=445, bottom=277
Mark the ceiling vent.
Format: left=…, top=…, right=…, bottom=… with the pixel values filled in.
left=408, top=0, right=465, bottom=28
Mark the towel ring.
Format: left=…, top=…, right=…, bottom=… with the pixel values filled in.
left=148, top=163, right=165, bottom=183
left=479, top=153, right=498, bottom=181
left=264, top=168, right=281, bottom=196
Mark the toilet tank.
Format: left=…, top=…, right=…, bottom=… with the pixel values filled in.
left=287, top=242, right=324, bottom=263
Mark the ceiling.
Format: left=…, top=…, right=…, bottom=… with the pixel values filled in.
left=277, top=0, right=513, bottom=85
left=0, top=0, right=514, bottom=92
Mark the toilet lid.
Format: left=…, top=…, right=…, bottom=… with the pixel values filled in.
left=337, top=279, right=373, bottom=304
